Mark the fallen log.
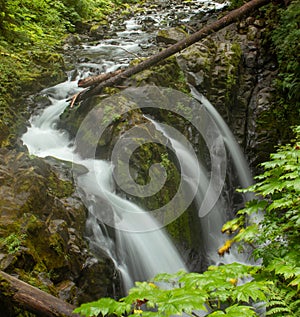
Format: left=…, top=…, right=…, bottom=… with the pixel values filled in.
left=0, top=270, right=81, bottom=317
left=78, top=69, right=124, bottom=88
left=70, top=0, right=272, bottom=106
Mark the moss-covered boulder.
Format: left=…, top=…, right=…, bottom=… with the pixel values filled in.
left=62, top=90, right=185, bottom=214
left=59, top=69, right=196, bottom=252
left=0, top=51, right=66, bottom=149
left=0, top=149, right=116, bottom=314
left=156, top=27, right=188, bottom=44
left=177, top=38, right=243, bottom=125
left=128, top=56, right=189, bottom=93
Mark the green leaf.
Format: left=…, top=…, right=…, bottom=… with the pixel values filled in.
left=237, top=199, right=268, bottom=216
left=156, top=288, right=207, bottom=315
left=232, top=282, right=266, bottom=302
left=208, top=311, right=226, bottom=316
left=209, top=305, right=256, bottom=316
left=224, top=305, right=256, bottom=316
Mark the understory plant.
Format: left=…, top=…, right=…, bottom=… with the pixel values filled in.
left=222, top=125, right=300, bottom=316
left=0, top=0, right=129, bottom=147
left=74, top=262, right=267, bottom=316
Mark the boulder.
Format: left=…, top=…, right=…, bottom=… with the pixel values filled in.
left=156, top=27, right=188, bottom=44
left=0, top=148, right=117, bottom=312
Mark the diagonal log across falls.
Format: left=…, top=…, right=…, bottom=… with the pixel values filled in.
left=70, top=0, right=271, bottom=106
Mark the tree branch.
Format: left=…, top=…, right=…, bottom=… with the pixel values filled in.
left=70, top=0, right=271, bottom=106
left=0, top=270, right=80, bottom=317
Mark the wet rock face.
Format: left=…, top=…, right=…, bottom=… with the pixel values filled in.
left=176, top=17, right=280, bottom=170
left=64, top=90, right=183, bottom=215
left=0, top=149, right=117, bottom=310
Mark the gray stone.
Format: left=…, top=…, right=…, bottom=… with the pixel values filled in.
left=156, top=27, right=187, bottom=44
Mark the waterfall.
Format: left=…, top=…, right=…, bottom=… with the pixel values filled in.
left=21, top=79, right=187, bottom=291
left=21, top=2, right=254, bottom=297
left=190, top=87, right=263, bottom=226
left=150, top=115, right=252, bottom=266
left=22, top=80, right=254, bottom=293
left=190, top=86, right=253, bottom=189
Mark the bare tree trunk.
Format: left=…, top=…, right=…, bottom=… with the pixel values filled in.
left=0, top=270, right=80, bottom=317
left=70, top=0, right=272, bottom=106
left=78, top=69, right=124, bottom=88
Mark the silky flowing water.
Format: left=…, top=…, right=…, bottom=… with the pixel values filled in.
left=21, top=1, right=252, bottom=305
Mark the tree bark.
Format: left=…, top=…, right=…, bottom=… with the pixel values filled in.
left=0, top=270, right=81, bottom=317
left=78, top=69, right=124, bottom=88
left=71, top=0, right=271, bottom=106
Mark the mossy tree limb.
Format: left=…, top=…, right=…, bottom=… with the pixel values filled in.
left=0, top=270, right=80, bottom=317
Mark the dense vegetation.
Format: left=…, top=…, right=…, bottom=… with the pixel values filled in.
left=0, top=0, right=114, bottom=97
left=262, top=0, right=300, bottom=142
left=0, top=0, right=137, bottom=146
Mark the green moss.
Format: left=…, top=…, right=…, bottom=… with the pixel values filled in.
left=132, top=56, right=189, bottom=93
left=48, top=173, right=74, bottom=198
left=15, top=269, right=56, bottom=295
left=223, top=42, right=242, bottom=103
left=121, top=141, right=184, bottom=213
left=0, top=275, right=15, bottom=297
left=0, top=0, right=129, bottom=148
left=0, top=50, right=66, bottom=147
left=0, top=233, right=27, bottom=254
left=166, top=209, right=192, bottom=246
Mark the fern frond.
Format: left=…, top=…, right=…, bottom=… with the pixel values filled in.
left=266, top=300, right=288, bottom=308
left=266, top=306, right=291, bottom=315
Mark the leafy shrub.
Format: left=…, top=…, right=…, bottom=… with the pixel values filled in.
left=223, top=125, right=300, bottom=316
left=271, top=1, right=300, bottom=103
left=74, top=263, right=267, bottom=316
left=259, top=1, right=300, bottom=142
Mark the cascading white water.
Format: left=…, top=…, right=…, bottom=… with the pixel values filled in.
left=190, top=86, right=253, bottom=189
left=150, top=117, right=252, bottom=266
left=22, top=83, right=254, bottom=292
left=190, top=87, right=263, bottom=228
left=21, top=15, right=189, bottom=292
left=21, top=1, right=252, bottom=300
left=22, top=78, right=187, bottom=291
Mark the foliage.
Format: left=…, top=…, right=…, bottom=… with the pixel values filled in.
left=0, top=0, right=129, bottom=147
left=74, top=263, right=267, bottom=317
left=0, top=233, right=27, bottom=254
left=259, top=0, right=300, bottom=142
left=271, top=1, right=300, bottom=104
left=228, top=0, right=247, bottom=10
left=221, top=125, right=300, bottom=316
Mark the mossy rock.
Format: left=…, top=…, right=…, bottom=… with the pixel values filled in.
left=156, top=26, right=188, bottom=44
left=0, top=148, right=117, bottom=309
left=130, top=56, right=189, bottom=93
left=0, top=49, right=66, bottom=148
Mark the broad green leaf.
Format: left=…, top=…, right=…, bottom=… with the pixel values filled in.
left=224, top=305, right=256, bottom=316
left=237, top=200, right=268, bottom=216
left=208, top=311, right=226, bottom=316
left=232, top=282, right=266, bottom=302
left=156, top=288, right=207, bottom=314
left=73, top=297, right=121, bottom=317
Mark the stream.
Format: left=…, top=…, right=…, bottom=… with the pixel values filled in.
left=21, top=0, right=252, bottom=302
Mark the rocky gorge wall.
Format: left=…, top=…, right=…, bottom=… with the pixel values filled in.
left=173, top=10, right=281, bottom=170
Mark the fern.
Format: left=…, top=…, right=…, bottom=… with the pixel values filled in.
left=221, top=126, right=300, bottom=316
